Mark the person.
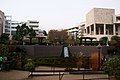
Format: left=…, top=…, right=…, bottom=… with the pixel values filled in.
left=3, top=56, right=8, bottom=71
left=0, top=56, right=3, bottom=70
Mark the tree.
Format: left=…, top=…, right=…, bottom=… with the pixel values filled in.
left=75, top=52, right=84, bottom=70
left=14, top=23, right=35, bottom=44
left=99, top=37, right=108, bottom=45
left=104, top=57, right=120, bottom=80
left=43, top=30, right=47, bottom=36
left=13, top=47, right=26, bottom=69
left=0, top=33, right=9, bottom=44
left=14, top=24, right=29, bottom=42
left=27, top=28, right=36, bottom=44
left=109, top=36, right=120, bottom=46
left=28, top=28, right=36, bottom=37
left=48, top=29, right=68, bottom=45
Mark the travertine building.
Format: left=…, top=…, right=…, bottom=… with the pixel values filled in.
left=67, top=8, right=120, bottom=41
left=84, top=8, right=120, bottom=40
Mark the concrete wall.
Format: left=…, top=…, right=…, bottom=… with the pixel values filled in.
left=23, top=45, right=63, bottom=58
left=86, top=8, right=115, bottom=26
left=68, top=46, right=113, bottom=57
left=94, top=8, right=114, bottom=24
left=13, top=45, right=114, bottom=58
left=86, top=8, right=95, bottom=27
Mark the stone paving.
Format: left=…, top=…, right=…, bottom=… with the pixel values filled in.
left=0, top=66, right=109, bottom=80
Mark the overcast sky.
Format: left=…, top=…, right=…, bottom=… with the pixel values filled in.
left=1, top=0, right=120, bottom=31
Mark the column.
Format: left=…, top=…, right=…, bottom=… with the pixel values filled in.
left=89, top=25, right=91, bottom=35
left=113, top=24, right=116, bottom=35
left=104, top=24, right=106, bottom=35
left=94, top=24, right=96, bottom=35
left=86, top=27, right=88, bottom=34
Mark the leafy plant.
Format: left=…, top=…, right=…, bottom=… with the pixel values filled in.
left=23, top=59, right=35, bottom=71
left=104, top=57, right=120, bottom=80
left=99, top=37, right=108, bottom=45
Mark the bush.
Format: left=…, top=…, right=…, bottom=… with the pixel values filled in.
left=23, top=59, right=35, bottom=71
left=103, top=57, right=120, bottom=80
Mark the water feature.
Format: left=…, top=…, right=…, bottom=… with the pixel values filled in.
left=64, top=47, right=69, bottom=57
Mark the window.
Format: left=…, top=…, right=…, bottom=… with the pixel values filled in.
left=87, top=26, right=89, bottom=34
left=106, top=24, right=113, bottom=35
left=96, top=24, right=104, bottom=35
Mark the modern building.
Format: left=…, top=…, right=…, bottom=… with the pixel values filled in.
left=84, top=8, right=120, bottom=40
left=26, top=20, right=44, bottom=37
left=0, top=10, right=5, bottom=35
left=5, top=16, right=21, bottom=37
left=26, top=20, right=39, bottom=33
left=11, top=21, right=20, bottom=35
left=66, top=26, right=78, bottom=40
left=67, top=8, right=120, bottom=41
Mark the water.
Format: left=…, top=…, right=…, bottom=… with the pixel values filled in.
left=64, top=47, right=69, bottom=57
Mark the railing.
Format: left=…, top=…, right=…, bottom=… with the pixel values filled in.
left=29, top=70, right=109, bottom=80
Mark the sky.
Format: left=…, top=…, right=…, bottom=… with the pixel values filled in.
left=0, top=0, right=120, bottom=32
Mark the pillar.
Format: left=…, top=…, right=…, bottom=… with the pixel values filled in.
left=90, top=25, right=91, bottom=35
left=104, top=24, right=106, bottom=35
left=113, top=24, right=116, bottom=35
left=94, top=24, right=96, bottom=35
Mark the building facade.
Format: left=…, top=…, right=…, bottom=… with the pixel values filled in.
left=84, top=8, right=120, bottom=40
left=26, top=20, right=39, bottom=33
left=67, top=8, right=120, bottom=41
left=26, top=20, right=45, bottom=37
left=66, top=27, right=78, bottom=40
left=5, top=16, right=21, bottom=36
left=0, top=10, right=5, bottom=35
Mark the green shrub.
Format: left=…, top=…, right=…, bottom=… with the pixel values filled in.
left=23, top=59, right=35, bottom=71
left=103, top=57, right=120, bottom=80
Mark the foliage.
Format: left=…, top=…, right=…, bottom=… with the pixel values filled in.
left=109, top=36, right=120, bottom=46
left=13, top=23, right=36, bottom=44
left=0, top=45, right=27, bottom=70
left=43, top=30, right=48, bottom=36
left=13, top=24, right=28, bottom=44
left=28, top=28, right=36, bottom=37
left=75, top=52, right=84, bottom=70
left=103, top=57, right=120, bottom=80
left=12, top=47, right=26, bottom=69
left=48, top=29, right=68, bottom=45
left=33, top=56, right=90, bottom=70
left=23, top=59, right=35, bottom=71
left=99, top=37, right=108, bottom=45
left=74, top=38, right=80, bottom=45
left=15, top=24, right=29, bottom=40
left=0, top=33, right=9, bottom=44
left=107, top=46, right=120, bottom=56
left=65, top=39, right=75, bottom=46
left=0, top=44, right=9, bottom=56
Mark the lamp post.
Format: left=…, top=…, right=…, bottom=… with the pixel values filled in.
left=97, top=44, right=101, bottom=71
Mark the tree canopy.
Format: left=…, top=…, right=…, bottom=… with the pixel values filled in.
left=13, top=23, right=36, bottom=44
left=48, top=29, right=68, bottom=45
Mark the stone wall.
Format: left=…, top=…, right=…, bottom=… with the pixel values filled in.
left=13, top=45, right=114, bottom=58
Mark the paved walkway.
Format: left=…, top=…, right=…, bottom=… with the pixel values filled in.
left=0, top=70, right=29, bottom=80
left=0, top=66, right=109, bottom=80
